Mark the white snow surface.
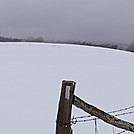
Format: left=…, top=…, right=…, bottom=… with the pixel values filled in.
left=0, top=42, right=134, bottom=134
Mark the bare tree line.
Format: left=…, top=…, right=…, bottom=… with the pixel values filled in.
left=0, top=36, right=134, bottom=53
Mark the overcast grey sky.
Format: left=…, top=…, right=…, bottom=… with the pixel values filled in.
left=0, top=0, right=134, bottom=42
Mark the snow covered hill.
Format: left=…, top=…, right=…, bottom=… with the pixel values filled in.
left=0, top=42, right=134, bottom=134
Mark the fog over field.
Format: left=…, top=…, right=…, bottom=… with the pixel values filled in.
left=0, top=0, right=134, bottom=42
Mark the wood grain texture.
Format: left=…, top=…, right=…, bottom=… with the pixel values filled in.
left=56, top=80, right=76, bottom=134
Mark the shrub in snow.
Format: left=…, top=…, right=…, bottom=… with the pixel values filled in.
left=24, top=36, right=44, bottom=42
left=117, top=44, right=125, bottom=50
left=123, top=41, right=134, bottom=52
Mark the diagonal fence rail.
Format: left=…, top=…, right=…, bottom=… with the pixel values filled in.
left=73, top=95, right=134, bottom=132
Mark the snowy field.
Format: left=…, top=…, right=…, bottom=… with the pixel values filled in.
left=0, top=42, right=134, bottom=134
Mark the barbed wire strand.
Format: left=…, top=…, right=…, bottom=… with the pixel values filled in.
left=114, top=111, right=134, bottom=117
left=108, top=106, right=134, bottom=114
left=73, top=115, right=92, bottom=119
left=117, top=130, right=126, bottom=134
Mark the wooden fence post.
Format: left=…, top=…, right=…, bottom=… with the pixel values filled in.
left=55, top=80, right=76, bottom=134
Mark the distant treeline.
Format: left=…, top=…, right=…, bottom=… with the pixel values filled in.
left=0, top=36, right=134, bottom=52
left=0, top=36, right=118, bottom=50
left=0, top=36, right=44, bottom=42
left=0, top=36, right=22, bottom=42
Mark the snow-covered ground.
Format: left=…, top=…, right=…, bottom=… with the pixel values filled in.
left=0, top=42, right=134, bottom=134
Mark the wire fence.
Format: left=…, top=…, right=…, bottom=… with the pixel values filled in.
left=71, top=105, right=134, bottom=125
left=71, top=105, right=134, bottom=134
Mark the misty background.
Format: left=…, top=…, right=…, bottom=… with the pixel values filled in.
left=0, top=0, right=134, bottom=43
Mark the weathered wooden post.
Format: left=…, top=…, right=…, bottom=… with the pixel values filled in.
left=55, top=80, right=76, bottom=134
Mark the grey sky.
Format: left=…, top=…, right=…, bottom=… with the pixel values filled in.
left=0, top=0, right=134, bottom=42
